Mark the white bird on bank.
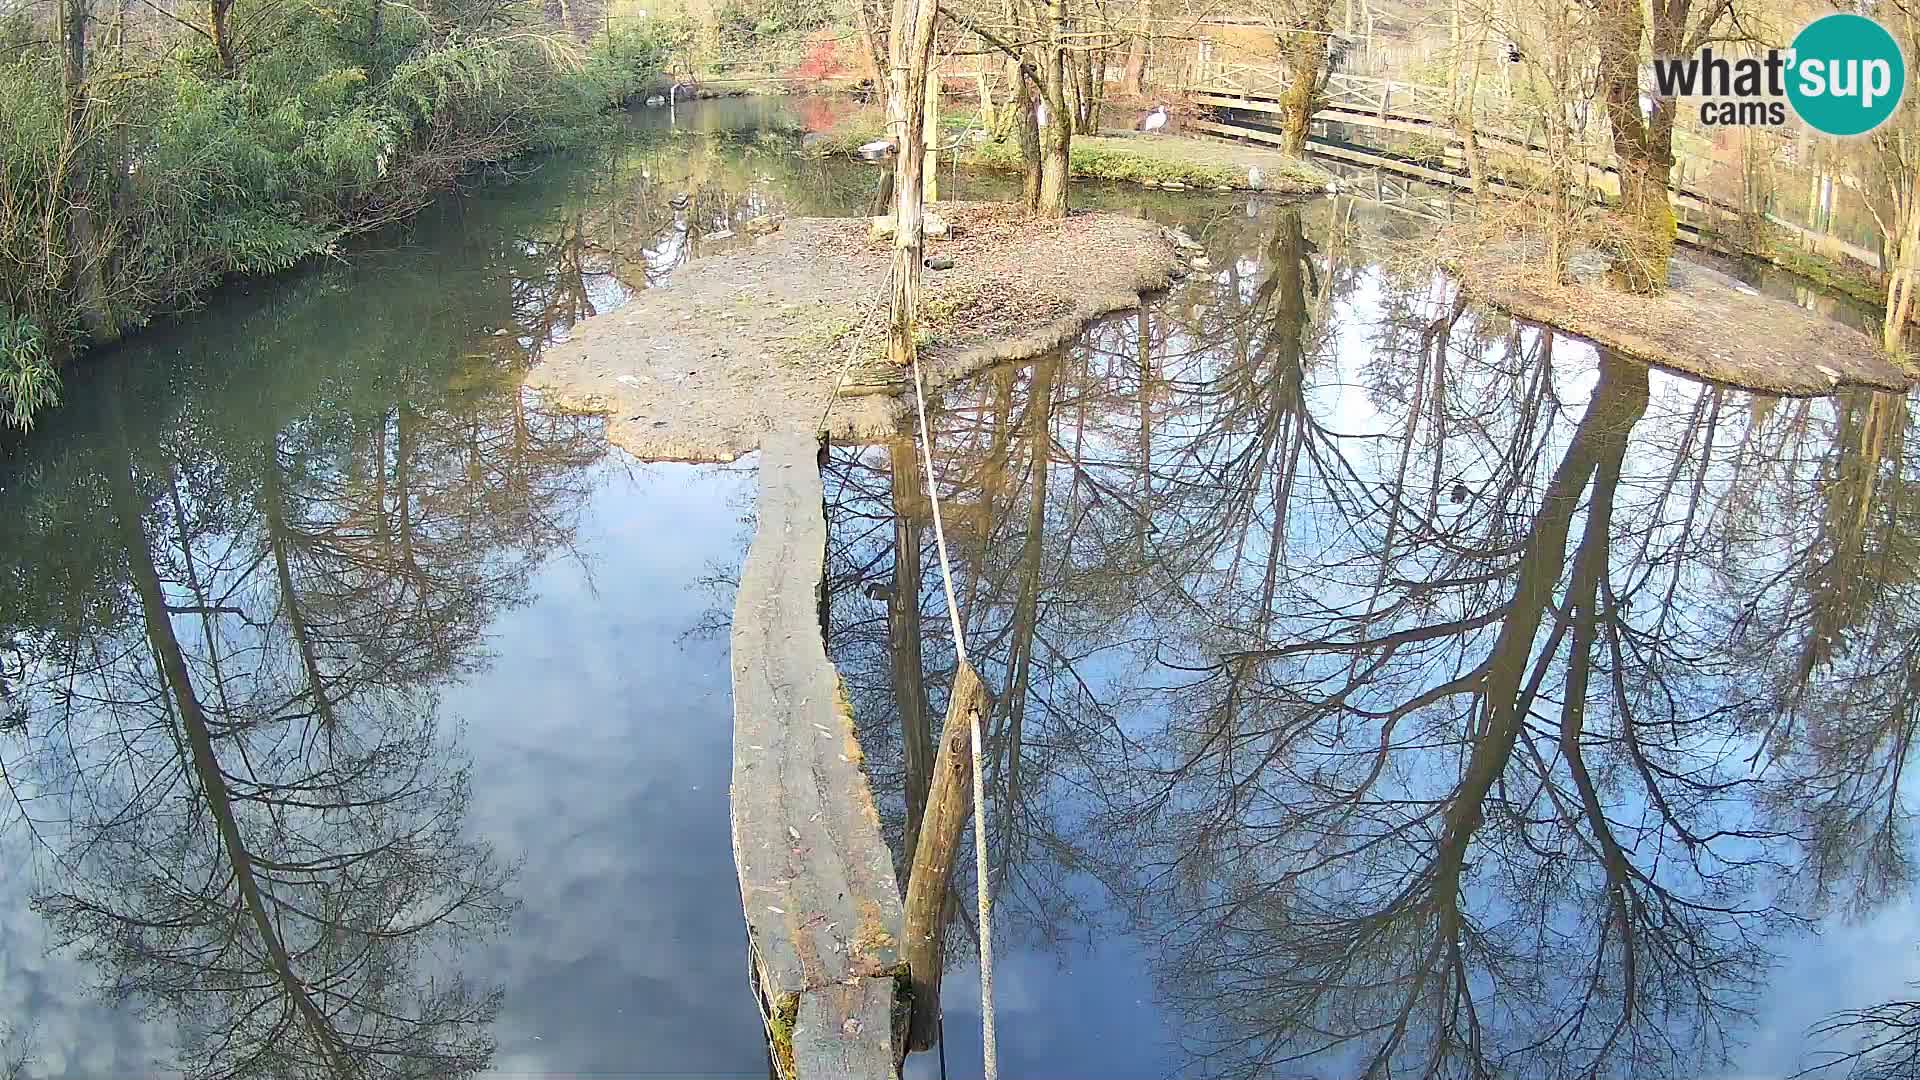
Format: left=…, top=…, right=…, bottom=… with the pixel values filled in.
left=1140, top=103, right=1169, bottom=132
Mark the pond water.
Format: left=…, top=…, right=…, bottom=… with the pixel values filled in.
left=0, top=95, right=1906, bottom=1080
left=0, top=100, right=832, bottom=1077
left=822, top=200, right=1920, bottom=1079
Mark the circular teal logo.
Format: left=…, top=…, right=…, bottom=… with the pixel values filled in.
left=1787, top=14, right=1906, bottom=136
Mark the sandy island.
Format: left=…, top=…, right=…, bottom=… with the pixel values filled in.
left=527, top=203, right=1182, bottom=461
left=1450, top=239, right=1913, bottom=396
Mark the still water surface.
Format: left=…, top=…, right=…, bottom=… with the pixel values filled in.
left=0, top=101, right=823, bottom=1077
left=0, top=97, right=1910, bottom=1079
left=824, top=201, right=1920, bottom=1079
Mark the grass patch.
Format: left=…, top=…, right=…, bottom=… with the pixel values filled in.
left=1755, top=238, right=1887, bottom=307
left=803, top=108, right=1323, bottom=190
left=962, top=138, right=1244, bottom=188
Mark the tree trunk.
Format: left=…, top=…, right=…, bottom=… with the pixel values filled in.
left=852, top=0, right=885, bottom=86
left=1885, top=168, right=1920, bottom=354
left=59, top=0, right=111, bottom=342
left=1596, top=0, right=1676, bottom=293
left=211, top=0, right=236, bottom=73
left=887, top=0, right=913, bottom=123
left=1034, top=0, right=1072, bottom=217
left=1120, top=0, right=1148, bottom=97
left=1454, top=0, right=1487, bottom=198
left=1277, top=0, right=1331, bottom=155
left=1072, top=46, right=1097, bottom=133
left=902, top=662, right=991, bottom=1051
left=885, top=0, right=940, bottom=365
left=1037, top=114, right=1070, bottom=215
left=370, top=0, right=383, bottom=49
left=1012, top=72, right=1042, bottom=210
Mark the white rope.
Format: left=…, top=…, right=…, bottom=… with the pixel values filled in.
left=816, top=284, right=891, bottom=437
left=906, top=348, right=997, bottom=1080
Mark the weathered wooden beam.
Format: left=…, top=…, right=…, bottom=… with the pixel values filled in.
left=732, top=429, right=906, bottom=1080
left=901, top=660, right=991, bottom=1051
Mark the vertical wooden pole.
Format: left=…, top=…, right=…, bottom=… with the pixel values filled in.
left=902, top=661, right=990, bottom=1051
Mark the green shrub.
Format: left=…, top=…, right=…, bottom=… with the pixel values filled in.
left=715, top=0, right=828, bottom=50
left=0, top=317, right=57, bottom=432
left=0, top=0, right=676, bottom=432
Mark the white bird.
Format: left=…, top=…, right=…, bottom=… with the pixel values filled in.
left=1140, top=103, right=1169, bottom=133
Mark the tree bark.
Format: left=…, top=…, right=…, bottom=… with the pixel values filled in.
left=211, top=0, right=236, bottom=73
left=1032, top=0, right=1072, bottom=216
left=59, top=0, right=110, bottom=342
left=1120, top=0, right=1148, bottom=96
left=1012, top=70, right=1042, bottom=210
left=1886, top=168, right=1920, bottom=354
left=852, top=0, right=885, bottom=86
left=885, top=0, right=940, bottom=366
left=1277, top=0, right=1332, bottom=155
left=902, top=661, right=991, bottom=1051
left=1075, top=46, right=1099, bottom=133
left=1596, top=0, right=1677, bottom=293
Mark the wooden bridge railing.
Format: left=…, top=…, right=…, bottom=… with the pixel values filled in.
left=1320, top=73, right=1457, bottom=120
left=1189, top=59, right=1874, bottom=264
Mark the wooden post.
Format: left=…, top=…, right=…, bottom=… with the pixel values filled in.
left=902, top=661, right=991, bottom=1051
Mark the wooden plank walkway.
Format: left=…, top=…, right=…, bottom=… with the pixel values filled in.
left=732, top=429, right=904, bottom=1080
left=1189, top=68, right=1870, bottom=261
left=1190, top=116, right=1711, bottom=246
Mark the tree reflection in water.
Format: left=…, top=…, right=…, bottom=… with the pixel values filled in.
left=0, top=313, right=604, bottom=1078
left=823, top=198, right=1920, bottom=1078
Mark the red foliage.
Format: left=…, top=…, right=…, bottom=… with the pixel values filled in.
left=788, top=36, right=845, bottom=83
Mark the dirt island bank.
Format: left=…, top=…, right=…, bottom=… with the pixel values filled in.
left=1446, top=238, right=1914, bottom=396
left=526, top=203, right=1183, bottom=461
